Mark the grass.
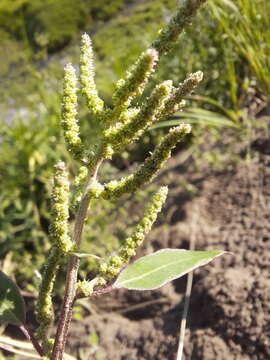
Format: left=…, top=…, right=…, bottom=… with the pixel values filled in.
left=209, top=0, right=270, bottom=99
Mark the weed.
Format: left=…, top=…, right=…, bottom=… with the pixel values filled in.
left=0, top=1, right=226, bottom=359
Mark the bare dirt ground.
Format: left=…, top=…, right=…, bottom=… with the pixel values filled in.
left=66, top=119, right=270, bottom=360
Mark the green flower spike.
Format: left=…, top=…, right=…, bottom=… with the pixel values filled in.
left=111, top=49, right=159, bottom=120
left=105, top=80, right=173, bottom=151
left=62, top=63, right=84, bottom=160
left=50, top=161, right=73, bottom=253
left=118, top=107, right=140, bottom=126
left=36, top=246, right=61, bottom=351
left=71, top=165, right=88, bottom=211
left=152, top=0, right=207, bottom=55
left=88, top=179, right=105, bottom=199
left=161, top=71, right=203, bottom=118
left=102, top=124, right=191, bottom=200
left=80, top=33, right=104, bottom=115
left=77, top=277, right=107, bottom=297
left=100, top=186, right=168, bottom=278
left=37, top=161, right=73, bottom=351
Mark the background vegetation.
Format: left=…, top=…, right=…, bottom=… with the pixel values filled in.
left=0, top=0, right=269, bottom=303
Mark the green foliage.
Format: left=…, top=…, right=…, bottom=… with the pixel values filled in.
left=114, top=249, right=224, bottom=290
left=1, top=0, right=269, bottom=107
left=155, top=8, right=237, bottom=107
left=152, top=107, right=238, bottom=130
left=0, top=0, right=133, bottom=76
left=155, top=0, right=270, bottom=109
left=0, top=271, right=26, bottom=325
left=0, top=31, right=26, bottom=75
left=26, top=0, right=90, bottom=51
left=0, top=88, right=68, bottom=286
left=88, top=0, right=134, bottom=23
left=93, top=0, right=176, bottom=96
left=150, top=0, right=270, bottom=175
left=0, top=0, right=29, bottom=38
left=209, top=0, right=270, bottom=99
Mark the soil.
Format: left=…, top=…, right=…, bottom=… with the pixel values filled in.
left=63, top=119, right=270, bottom=360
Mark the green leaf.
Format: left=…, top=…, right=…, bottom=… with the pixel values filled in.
left=69, top=251, right=100, bottom=259
left=0, top=271, right=26, bottom=325
left=114, top=249, right=225, bottom=290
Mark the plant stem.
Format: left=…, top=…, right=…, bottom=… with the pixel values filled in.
left=176, top=209, right=197, bottom=360
left=19, top=325, right=44, bottom=357
left=76, top=284, right=116, bottom=299
left=51, top=161, right=102, bottom=360
left=176, top=271, right=194, bottom=360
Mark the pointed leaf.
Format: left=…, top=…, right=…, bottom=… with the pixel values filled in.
left=114, top=249, right=225, bottom=290
left=0, top=271, right=26, bottom=325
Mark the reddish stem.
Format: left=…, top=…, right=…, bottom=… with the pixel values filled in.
left=20, top=325, right=44, bottom=356
left=92, top=285, right=116, bottom=296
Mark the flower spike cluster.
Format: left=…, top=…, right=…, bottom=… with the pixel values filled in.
left=152, top=0, right=207, bottom=55
left=161, top=71, right=204, bottom=118
left=37, top=161, right=73, bottom=351
left=80, top=33, right=104, bottom=115
left=60, top=0, right=205, bottom=167
left=102, top=124, right=191, bottom=200
left=62, top=64, right=84, bottom=160
left=105, top=80, right=173, bottom=151
left=38, top=1, right=206, bottom=357
left=111, top=49, right=159, bottom=120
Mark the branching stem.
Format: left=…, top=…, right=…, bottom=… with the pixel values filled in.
left=50, top=160, right=102, bottom=360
